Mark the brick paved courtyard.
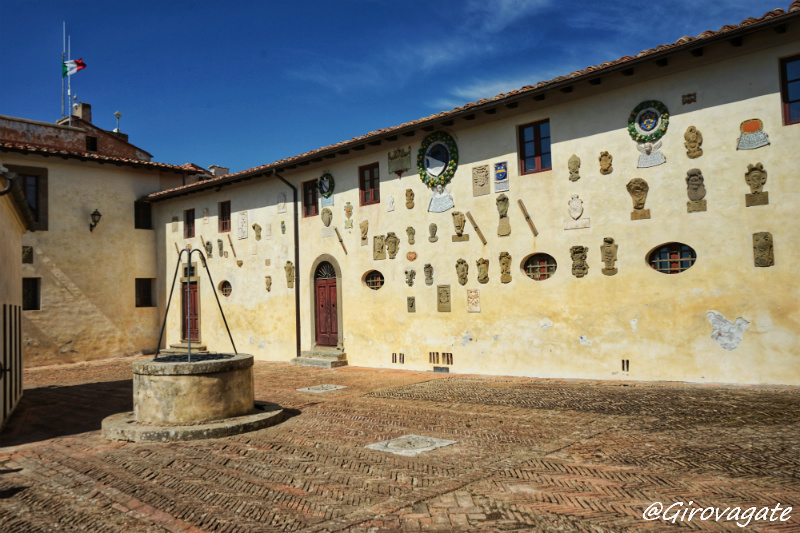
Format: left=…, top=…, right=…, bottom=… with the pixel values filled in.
left=1, top=358, right=799, bottom=532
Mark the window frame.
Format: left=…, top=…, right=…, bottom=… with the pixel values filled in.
left=302, top=180, right=318, bottom=217
left=218, top=200, right=231, bottom=232
left=6, top=165, right=48, bottom=230
left=780, top=53, right=800, bottom=126
left=184, top=208, right=195, bottom=238
left=524, top=253, right=558, bottom=281
left=85, top=136, right=98, bottom=152
left=365, top=270, right=384, bottom=290
left=135, top=278, right=156, bottom=307
left=648, top=242, right=697, bottom=274
left=22, top=278, right=41, bottom=311
left=517, top=119, right=552, bottom=175
left=359, top=162, right=380, bottom=206
left=134, top=201, right=153, bottom=230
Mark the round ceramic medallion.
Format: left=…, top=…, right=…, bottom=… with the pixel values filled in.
left=627, top=100, right=669, bottom=143
left=417, top=132, right=459, bottom=188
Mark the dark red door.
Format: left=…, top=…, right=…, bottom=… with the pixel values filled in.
left=181, top=281, right=199, bottom=342
left=315, top=278, right=337, bottom=346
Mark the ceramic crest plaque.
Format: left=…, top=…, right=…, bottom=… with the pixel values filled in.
left=417, top=132, right=458, bottom=188
left=628, top=100, right=669, bottom=168
left=737, top=119, right=770, bottom=150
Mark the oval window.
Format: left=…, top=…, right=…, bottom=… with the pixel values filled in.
left=647, top=243, right=696, bottom=274
left=364, top=270, right=385, bottom=290
left=219, top=280, right=232, bottom=296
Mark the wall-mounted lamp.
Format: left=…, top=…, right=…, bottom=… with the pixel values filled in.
left=90, top=209, right=102, bottom=232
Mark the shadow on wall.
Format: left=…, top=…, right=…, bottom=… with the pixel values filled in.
left=0, top=379, right=132, bottom=447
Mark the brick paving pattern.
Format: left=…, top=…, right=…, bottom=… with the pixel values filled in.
left=1, top=358, right=799, bottom=532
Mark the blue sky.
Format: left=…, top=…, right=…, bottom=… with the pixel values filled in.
left=2, top=0, right=781, bottom=172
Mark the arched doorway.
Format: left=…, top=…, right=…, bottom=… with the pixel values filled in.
left=314, top=261, right=338, bottom=346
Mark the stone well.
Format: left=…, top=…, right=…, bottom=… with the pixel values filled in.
left=133, top=353, right=254, bottom=425
left=102, top=353, right=282, bottom=443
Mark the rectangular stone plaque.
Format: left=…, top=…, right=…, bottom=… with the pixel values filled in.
left=472, top=165, right=490, bottom=196
left=467, top=289, right=480, bottom=313
left=564, top=218, right=591, bottom=230
left=745, top=192, right=768, bottom=207
left=237, top=212, right=248, bottom=239
left=321, top=227, right=335, bottom=239
left=687, top=199, right=707, bottom=213
left=631, top=209, right=651, bottom=220
left=373, top=235, right=386, bottom=260
left=437, top=285, right=451, bottom=312
left=388, top=147, right=411, bottom=175
left=22, top=246, right=33, bottom=264
left=407, top=297, right=416, bottom=313
left=452, top=234, right=469, bottom=242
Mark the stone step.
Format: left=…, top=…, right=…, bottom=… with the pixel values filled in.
left=159, top=343, right=209, bottom=355
left=300, top=350, right=347, bottom=361
left=291, top=356, right=348, bottom=369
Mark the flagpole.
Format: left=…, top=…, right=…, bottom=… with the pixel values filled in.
left=62, top=22, right=66, bottom=119
left=68, top=35, right=71, bottom=127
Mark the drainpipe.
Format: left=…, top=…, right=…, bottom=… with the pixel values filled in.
left=275, top=172, right=301, bottom=360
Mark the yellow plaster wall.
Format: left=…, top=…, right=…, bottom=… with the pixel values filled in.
left=8, top=155, right=184, bottom=367
left=157, top=39, right=800, bottom=384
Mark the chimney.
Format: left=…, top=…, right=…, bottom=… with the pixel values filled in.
left=74, top=102, right=92, bottom=123
left=208, top=165, right=229, bottom=178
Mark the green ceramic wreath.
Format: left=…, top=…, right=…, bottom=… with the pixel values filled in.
left=628, top=100, right=669, bottom=143
left=417, top=132, right=459, bottom=188
left=317, top=171, right=334, bottom=198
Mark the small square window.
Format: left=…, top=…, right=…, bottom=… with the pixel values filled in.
left=518, top=119, right=552, bottom=174
left=302, top=181, right=318, bottom=217
left=184, top=209, right=195, bottom=238
left=134, top=201, right=153, bottom=229
left=86, top=136, right=98, bottom=152
left=781, top=54, right=800, bottom=125
left=22, top=278, right=40, bottom=311
left=219, top=201, right=231, bottom=232
left=135, top=278, right=156, bottom=307
left=359, top=163, right=380, bottom=206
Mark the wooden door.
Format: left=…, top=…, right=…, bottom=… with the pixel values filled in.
left=181, top=281, right=199, bottom=342
left=315, top=264, right=338, bottom=346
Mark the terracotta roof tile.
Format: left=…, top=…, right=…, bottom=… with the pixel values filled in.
left=0, top=141, right=199, bottom=174
left=147, top=2, right=799, bottom=201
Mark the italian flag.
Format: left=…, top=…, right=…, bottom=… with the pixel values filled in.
left=62, top=58, right=87, bottom=77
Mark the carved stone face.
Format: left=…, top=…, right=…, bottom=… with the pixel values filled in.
left=601, top=238, right=615, bottom=262
left=568, top=154, right=580, bottom=175
left=626, top=178, right=649, bottom=210
left=496, top=194, right=509, bottom=218
left=753, top=232, right=774, bottom=267
left=745, top=163, right=767, bottom=194
left=321, top=208, right=332, bottom=227
left=499, top=252, right=511, bottom=274
left=429, top=223, right=437, bottom=238
left=452, top=211, right=466, bottom=235
left=406, top=189, right=414, bottom=202
left=456, top=259, right=468, bottom=285
left=406, top=226, right=415, bottom=244
left=686, top=169, right=706, bottom=201
left=386, top=232, right=399, bottom=255
left=599, top=151, right=613, bottom=174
